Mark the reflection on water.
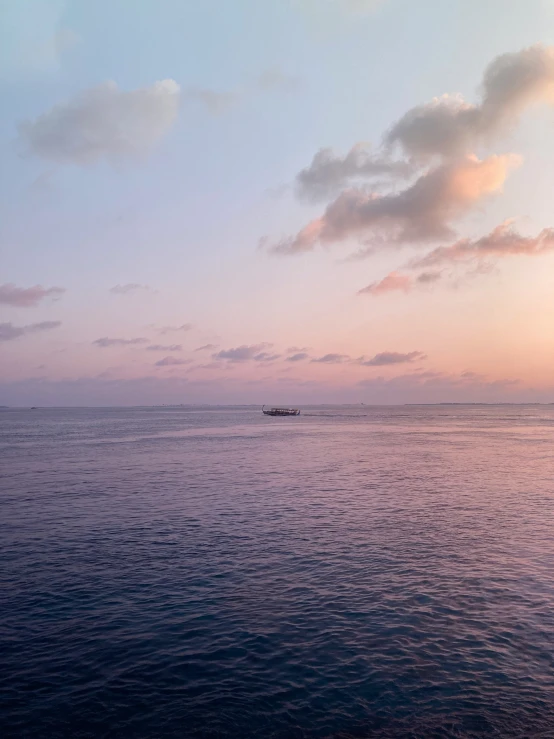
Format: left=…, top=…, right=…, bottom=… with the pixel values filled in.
left=2, top=405, right=554, bottom=737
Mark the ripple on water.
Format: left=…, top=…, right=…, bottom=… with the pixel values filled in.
left=2, top=405, right=554, bottom=738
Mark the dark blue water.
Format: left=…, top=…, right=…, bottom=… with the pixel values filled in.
left=2, top=405, right=554, bottom=738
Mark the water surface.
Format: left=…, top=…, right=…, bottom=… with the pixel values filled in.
left=2, top=405, right=554, bottom=737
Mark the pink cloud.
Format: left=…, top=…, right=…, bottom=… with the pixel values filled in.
left=413, top=221, right=554, bottom=268
left=359, top=269, right=443, bottom=296
left=286, top=352, right=310, bottom=362
left=357, top=351, right=426, bottom=366
left=158, top=323, right=192, bottom=334
left=0, top=283, right=65, bottom=307
left=146, top=344, right=182, bottom=352
left=109, top=283, right=151, bottom=295
left=0, top=321, right=61, bottom=341
left=93, top=337, right=148, bottom=347
left=359, top=271, right=412, bottom=295
left=213, top=343, right=274, bottom=362
left=311, top=353, right=350, bottom=364
left=272, top=154, right=518, bottom=254
left=363, top=222, right=554, bottom=297
left=0, top=368, right=532, bottom=407
left=155, top=356, right=192, bottom=367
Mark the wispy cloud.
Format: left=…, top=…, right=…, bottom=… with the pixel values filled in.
left=254, top=352, right=281, bottom=362
left=195, top=343, right=218, bottom=352
left=158, top=323, right=192, bottom=335
left=155, top=356, right=192, bottom=367
left=416, top=271, right=443, bottom=285
left=213, top=343, right=277, bottom=362
left=298, top=0, right=385, bottom=17
left=311, top=353, right=350, bottom=364
left=286, top=352, right=310, bottom=362
left=0, top=0, right=80, bottom=80
left=0, top=321, right=61, bottom=341
left=28, top=169, right=56, bottom=197
left=93, top=337, right=149, bottom=348
left=146, top=344, right=182, bottom=352
left=412, top=222, right=554, bottom=268
left=361, top=222, right=554, bottom=296
left=184, top=67, right=297, bottom=116
left=296, top=144, right=411, bottom=202
left=109, top=283, right=151, bottom=295
left=18, top=79, right=180, bottom=166
left=184, top=87, right=240, bottom=115
left=256, top=68, right=300, bottom=92
left=194, top=362, right=228, bottom=371
left=0, top=283, right=65, bottom=307
left=356, top=369, right=520, bottom=404
left=0, top=368, right=531, bottom=407
left=359, top=271, right=412, bottom=296
left=357, top=351, right=426, bottom=366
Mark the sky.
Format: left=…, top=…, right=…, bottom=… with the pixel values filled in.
left=2, top=0, right=554, bottom=406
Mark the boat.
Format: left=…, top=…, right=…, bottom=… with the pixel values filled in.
left=262, top=405, right=300, bottom=416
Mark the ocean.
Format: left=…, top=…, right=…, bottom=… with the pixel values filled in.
left=2, top=405, right=554, bottom=738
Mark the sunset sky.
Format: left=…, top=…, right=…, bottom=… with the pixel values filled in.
left=2, top=0, right=554, bottom=405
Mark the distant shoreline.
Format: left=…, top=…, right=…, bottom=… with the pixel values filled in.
left=1, top=402, right=553, bottom=410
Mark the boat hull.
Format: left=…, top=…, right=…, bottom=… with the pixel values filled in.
left=262, top=408, right=300, bottom=416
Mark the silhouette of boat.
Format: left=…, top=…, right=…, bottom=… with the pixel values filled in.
left=262, top=405, right=300, bottom=417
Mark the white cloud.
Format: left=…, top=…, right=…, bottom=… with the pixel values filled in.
left=387, top=46, right=554, bottom=161
left=18, top=79, right=181, bottom=166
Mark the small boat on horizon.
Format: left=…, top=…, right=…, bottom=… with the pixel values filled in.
left=262, top=405, right=300, bottom=417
